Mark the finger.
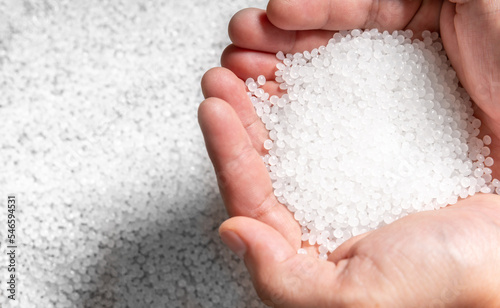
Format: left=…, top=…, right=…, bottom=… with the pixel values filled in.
left=440, top=2, right=464, bottom=90
left=260, top=80, right=285, bottom=98
left=220, top=217, right=344, bottom=307
left=328, top=231, right=374, bottom=264
left=221, top=45, right=278, bottom=81
left=266, top=0, right=422, bottom=31
left=198, top=98, right=301, bottom=245
left=229, top=8, right=336, bottom=53
left=201, top=67, right=269, bottom=153
left=220, top=217, right=295, bottom=271
left=405, top=0, right=442, bottom=35
left=442, top=0, right=500, bottom=116
left=220, top=46, right=295, bottom=97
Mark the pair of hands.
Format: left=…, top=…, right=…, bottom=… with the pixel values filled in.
left=200, top=0, right=500, bottom=307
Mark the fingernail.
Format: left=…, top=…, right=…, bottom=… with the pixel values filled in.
left=220, top=230, right=246, bottom=259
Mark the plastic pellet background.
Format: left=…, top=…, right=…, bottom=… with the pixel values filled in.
left=0, top=0, right=267, bottom=307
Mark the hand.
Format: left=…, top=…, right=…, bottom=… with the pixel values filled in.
left=199, top=0, right=500, bottom=306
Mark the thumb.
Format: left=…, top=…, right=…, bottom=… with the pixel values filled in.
left=219, top=217, right=348, bottom=307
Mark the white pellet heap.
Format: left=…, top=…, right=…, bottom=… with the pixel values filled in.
left=248, top=29, right=498, bottom=259
left=0, top=0, right=267, bottom=307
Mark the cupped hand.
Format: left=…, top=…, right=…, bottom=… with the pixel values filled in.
left=199, top=0, right=500, bottom=307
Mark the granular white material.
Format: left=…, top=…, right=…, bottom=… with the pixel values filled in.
left=247, top=29, right=497, bottom=259
left=0, top=0, right=267, bottom=307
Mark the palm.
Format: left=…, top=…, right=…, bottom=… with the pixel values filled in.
left=200, top=0, right=500, bottom=306
left=326, top=194, right=500, bottom=306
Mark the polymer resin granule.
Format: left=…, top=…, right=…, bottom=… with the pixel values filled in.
left=248, top=29, right=497, bottom=259
left=0, top=0, right=267, bottom=307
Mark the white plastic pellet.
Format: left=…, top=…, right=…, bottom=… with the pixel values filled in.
left=248, top=29, right=498, bottom=258
left=0, top=0, right=269, bottom=307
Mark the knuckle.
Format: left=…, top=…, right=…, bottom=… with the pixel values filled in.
left=216, top=145, right=255, bottom=189
left=249, top=192, right=279, bottom=221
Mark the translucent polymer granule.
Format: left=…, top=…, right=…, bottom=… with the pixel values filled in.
left=0, top=0, right=269, bottom=306
left=247, top=29, right=497, bottom=256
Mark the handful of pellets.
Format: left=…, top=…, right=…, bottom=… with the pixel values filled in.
left=247, top=29, right=498, bottom=259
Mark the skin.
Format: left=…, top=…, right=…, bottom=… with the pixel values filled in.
left=199, top=0, right=500, bottom=307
